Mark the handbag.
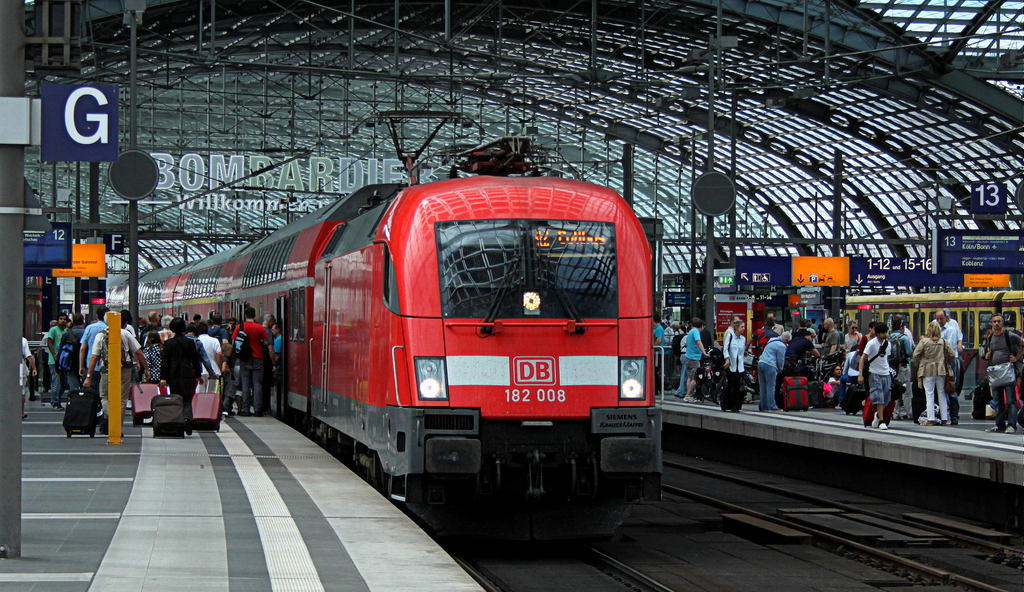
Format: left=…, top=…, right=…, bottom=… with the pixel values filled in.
left=944, top=374, right=957, bottom=394
left=986, top=362, right=1017, bottom=388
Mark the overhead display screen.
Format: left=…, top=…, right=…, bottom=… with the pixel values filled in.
left=934, top=229, right=1024, bottom=274
left=24, top=222, right=72, bottom=269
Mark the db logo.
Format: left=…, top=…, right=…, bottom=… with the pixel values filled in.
left=513, top=357, right=556, bottom=385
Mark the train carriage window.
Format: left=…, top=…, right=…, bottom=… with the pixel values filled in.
left=436, top=219, right=617, bottom=319
left=382, top=246, right=400, bottom=314
left=1003, top=310, right=1017, bottom=332
left=979, top=311, right=993, bottom=341
left=965, top=311, right=975, bottom=348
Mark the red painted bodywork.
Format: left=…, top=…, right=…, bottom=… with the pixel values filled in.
left=313, top=176, right=653, bottom=422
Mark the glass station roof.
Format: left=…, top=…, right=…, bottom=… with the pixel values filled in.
left=24, top=0, right=1024, bottom=277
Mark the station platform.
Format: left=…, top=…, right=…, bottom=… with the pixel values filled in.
left=4, top=402, right=483, bottom=592
left=659, top=395, right=1023, bottom=528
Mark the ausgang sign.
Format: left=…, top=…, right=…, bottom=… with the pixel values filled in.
left=40, top=84, right=119, bottom=162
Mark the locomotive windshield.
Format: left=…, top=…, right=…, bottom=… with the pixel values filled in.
left=436, top=219, right=617, bottom=319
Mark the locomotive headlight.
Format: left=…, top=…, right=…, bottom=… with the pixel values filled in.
left=415, top=357, right=449, bottom=400
left=619, top=357, right=646, bottom=400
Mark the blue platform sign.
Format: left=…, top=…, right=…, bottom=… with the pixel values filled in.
left=665, top=292, right=690, bottom=307
left=935, top=229, right=1024, bottom=274
left=849, top=257, right=962, bottom=287
left=40, top=84, right=119, bottom=162
left=24, top=222, right=72, bottom=273
left=969, top=182, right=1008, bottom=215
left=736, top=256, right=792, bottom=286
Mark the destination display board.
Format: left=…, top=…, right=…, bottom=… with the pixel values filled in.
left=737, top=255, right=1008, bottom=287
left=934, top=229, right=1024, bottom=274
left=24, top=222, right=72, bottom=269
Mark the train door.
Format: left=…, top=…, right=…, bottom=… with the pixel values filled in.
left=319, top=263, right=333, bottom=417
left=275, top=295, right=286, bottom=419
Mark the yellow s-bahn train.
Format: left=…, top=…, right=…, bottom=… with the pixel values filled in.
left=845, top=291, right=1024, bottom=393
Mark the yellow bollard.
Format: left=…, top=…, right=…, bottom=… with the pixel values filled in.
left=105, top=312, right=123, bottom=445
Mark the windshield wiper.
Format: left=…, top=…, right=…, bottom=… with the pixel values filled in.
left=531, top=231, right=587, bottom=334
left=479, top=240, right=522, bottom=335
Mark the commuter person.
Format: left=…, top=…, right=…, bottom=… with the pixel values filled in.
left=858, top=323, right=892, bottom=430
left=187, top=323, right=219, bottom=389
left=79, top=306, right=110, bottom=388
left=84, top=315, right=149, bottom=435
left=232, top=307, right=270, bottom=417
left=936, top=309, right=963, bottom=424
left=750, top=315, right=779, bottom=358
left=722, top=320, right=747, bottom=412
left=911, top=321, right=954, bottom=426
left=208, top=312, right=230, bottom=343
left=45, top=313, right=69, bottom=409
left=21, top=336, right=36, bottom=419
left=671, top=321, right=688, bottom=393
left=161, top=318, right=203, bottom=435
left=60, top=313, right=86, bottom=390
left=142, top=331, right=163, bottom=384
left=196, top=321, right=223, bottom=394
left=679, top=318, right=708, bottom=402
left=890, top=316, right=914, bottom=419
left=766, top=315, right=784, bottom=335
left=663, top=321, right=680, bottom=379
left=138, top=312, right=162, bottom=342
left=844, top=321, right=862, bottom=353
left=652, top=316, right=666, bottom=392
left=120, top=309, right=136, bottom=338
left=820, top=318, right=842, bottom=356
left=758, top=333, right=786, bottom=412
left=981, top=313, right=1022, bottom=433
left=158, top=315, right=174, bottom=342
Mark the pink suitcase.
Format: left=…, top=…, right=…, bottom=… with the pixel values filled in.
left=191, top=390, right=222, bottom=431
left=131, top=383, right=162, bottom=426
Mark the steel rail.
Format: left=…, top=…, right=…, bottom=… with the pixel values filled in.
left=663, top=458, right=1024, bottom=560
left=661, top=482, right=1008, bottom=592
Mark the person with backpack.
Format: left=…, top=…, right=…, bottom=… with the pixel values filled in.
left=232, top=306, right=271, bottom=417
left=83, top=315, right=149, bottom=435
left=161, top=318, right=203, bottom=435
left=56, top=314, right=87, bottom=391
left=858, top=323, right=893, bottom=430
left=45, top=313, right=69, bottom=409
left=981, top=313, right=1022, bottom=433
left=889, top=316, right=914, bottom=419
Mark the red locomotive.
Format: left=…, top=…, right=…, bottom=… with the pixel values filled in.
left=110, top=168, right=661, bottom=539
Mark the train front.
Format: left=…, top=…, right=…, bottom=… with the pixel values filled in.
left=384, top=176, right=661, bottom=540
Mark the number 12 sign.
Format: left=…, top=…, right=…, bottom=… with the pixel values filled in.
left=969, top=182, right=1007, bottom=215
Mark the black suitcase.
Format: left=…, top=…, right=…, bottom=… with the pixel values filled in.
left=841, top=383, right=866, bottom=415
left=970, top=383, right=992, bottom=420
left=808, top=381, right=825, bottom=408
left=152, top=394, right=186, bottom=438
left=911, top=382, right=927, bottom=422
left=63, top=389, right=100, bottom=437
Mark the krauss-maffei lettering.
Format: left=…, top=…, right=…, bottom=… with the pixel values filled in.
left=152, top=153, right=408, bottom=195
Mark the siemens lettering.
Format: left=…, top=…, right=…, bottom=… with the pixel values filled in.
left=40, top=84, right=119, bottom=162
left=152, top=153, right=408, bottom=194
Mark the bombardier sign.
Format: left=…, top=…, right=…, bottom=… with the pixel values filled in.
left=40, top=84, right=119, bottom=162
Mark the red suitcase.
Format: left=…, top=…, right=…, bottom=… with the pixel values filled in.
left=862, top=399, right=896, bottom=427
left=783, top=376, right=810, bottom=411
left=191, top=390, right=222, bottom=431
left=131, top=383, right=162, bottom=426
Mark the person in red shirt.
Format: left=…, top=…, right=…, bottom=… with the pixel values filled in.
left=231, top=306, right=271, bottom=417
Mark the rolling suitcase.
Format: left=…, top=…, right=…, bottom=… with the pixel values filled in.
left=783, top=376, right=810, bottom=411
left=807, top=381, right=825, bottom=408
left=131, top=383, right=162, bottom=426
left=970, top=383, right=992, bottom=420
left=863, top=399, right=896, bottom=427
left=841, top=383, right=866, bottom=415
left=63, top=389, right=100, bottom=437
left=152, top=394, right=186, bottom=438
left=191, top=387, right=222, bottom=432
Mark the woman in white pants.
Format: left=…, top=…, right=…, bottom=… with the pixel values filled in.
left=911, top=321, right=955, bottom=425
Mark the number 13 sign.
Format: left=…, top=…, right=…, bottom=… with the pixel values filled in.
left=969, top=182, right=1007, bottom=215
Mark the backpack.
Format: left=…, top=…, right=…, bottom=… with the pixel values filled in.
left=95, top=329, right=134, bottom=371
left=233, top=325, right=252, bottom=361
left=888, top=331, right=909, bottom=369
left=754, top=327, right=778, bottom=356
left=56, top=328, right=80, bottom=372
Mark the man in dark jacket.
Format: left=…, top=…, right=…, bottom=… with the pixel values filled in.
left=160, top=317, right=203, bottom=435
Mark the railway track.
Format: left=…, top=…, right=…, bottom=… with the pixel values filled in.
left=661, top=457, right=1021, bottom=592
left=450, top=457, right=1021, bottom=592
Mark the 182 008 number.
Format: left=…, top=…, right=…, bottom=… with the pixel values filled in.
left=505, top=388, right=566, bottom=402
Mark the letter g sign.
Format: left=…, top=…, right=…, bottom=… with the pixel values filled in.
left=41, top=83, right=119, bottom=162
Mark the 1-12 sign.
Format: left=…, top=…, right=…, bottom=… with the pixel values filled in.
left=969, top=182, right=1007, bottom=215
